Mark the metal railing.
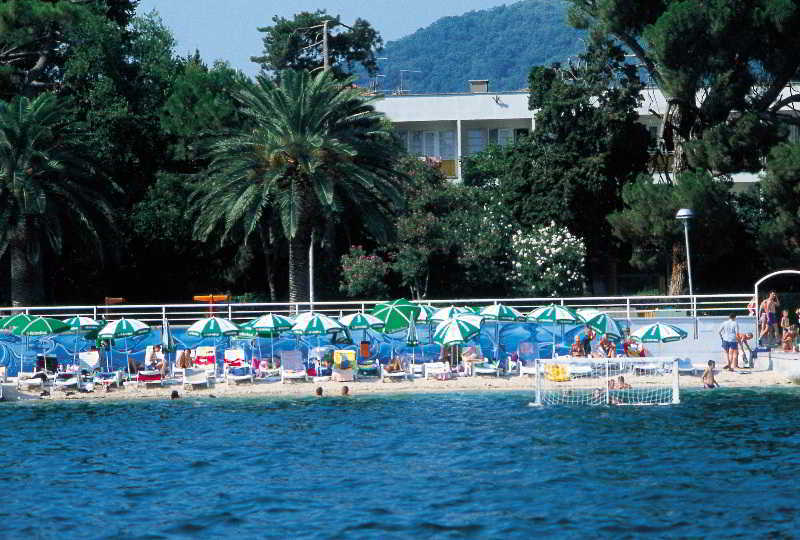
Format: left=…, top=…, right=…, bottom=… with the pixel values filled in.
left=0, top=293, right=752, bottom=326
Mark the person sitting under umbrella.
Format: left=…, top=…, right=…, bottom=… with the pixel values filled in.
left=570, top=335, right=584, bottom=357
left=598, top=334, right=617, bottom=357
left=386, top=355, right=404, bottom=373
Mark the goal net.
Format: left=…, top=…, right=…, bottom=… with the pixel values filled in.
left=533, top=357, right=680, bottom=406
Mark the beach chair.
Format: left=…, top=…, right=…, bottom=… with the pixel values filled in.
left=136, top=369, right=164, bottom=388
left=280, top=350, right=308, bottom=383
left=94, top=371, right=122, bottom=389
left=173, top=349, right=193, bottom=378
left=53, top=371, right=80, bottom=392
left=224, top=348, right=245, bottom=368
left=16, top=359, right=45, bottom=391
left=226, top=365, right=254, bottom=385
left=381, top=356, right=409, bottom=382
left=332, top=350, right=355, bottom=382
left=423, top=362, right=450, bottom=379
left=183, top=367, right=212, bottom=390
left=194, top=346, right=217, bottom=378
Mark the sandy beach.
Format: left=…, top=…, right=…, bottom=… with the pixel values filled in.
left=1, top=367, right=795, bottom=403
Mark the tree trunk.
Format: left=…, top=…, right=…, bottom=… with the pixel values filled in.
left=258, top=221, right=277, bottom=302
left=10, top=216, right=45, bottom=306
left=288, top=226, right=311, bottom=304
left=668, top=242, right=686, bottom=296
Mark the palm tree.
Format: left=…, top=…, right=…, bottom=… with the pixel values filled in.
left=193, top=70, right=404, bottom=302
left=0, top=93, right=116, bottom=306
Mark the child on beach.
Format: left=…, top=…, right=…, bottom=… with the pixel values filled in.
left=703, top=360, right=719, bottom=388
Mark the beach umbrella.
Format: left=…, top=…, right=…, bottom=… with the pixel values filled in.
left=290, top=313, right=342, bottom=335
left=339, top=312, right=384, bottom=343
left=528, top=304, right=581, bottom=359
left=405, top=320, right=420, bottom=370
left=461, top=305, right=482, bottom=315
left=63, top=316, right=101, bottom=364
left=631, top=322, right=688, bottom=357
left=98, top=318, right=150, bottom=376
left=433, top=316, right=482, bottom=347
left=431, top=305, right=467, bottom=322
left=586, top=313, right=624, bottom=341
left=630, top=323, right=688, bottom=343
left=370, top=299, right=421, bottom=334
left=576, top=308, right=603, bottom=322
left=239, top=313, right=294, bottom=361
left=161, top=318, right=176, bottom=352
left=415, top=305, right=436, bottom=322
left=481, top=303, right=525, bottom=358
left=0, top=313, right=33, bottom=332
left=14, top=317, right=70, bottom=336
left=187, top=316, right=240, bottom=337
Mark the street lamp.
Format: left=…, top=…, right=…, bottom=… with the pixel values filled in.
left=676, top=208, right=694, bottom=321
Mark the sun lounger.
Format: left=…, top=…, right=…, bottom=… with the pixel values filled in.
left=94, top=371, right=122, bottom=388
left=173, top=349, right=193, bottom=378
left=137, top=369, right=164, bottom=388
left=17, top=363, right=46, bottom=390
left=194, top=346, right=217, bottom=377
left=423, top=362, right=450, bottom=380
left=381, top=357, right=409, bottom=382
left=332, top=350, right=355, bottom=382
left=226, top=365, right=254, bottom=385
left=183, top=367, right=212, bottom=389
left=280, top=350, right=308, bottom=383
left=224, top=348, right=245, bottom=367
left=53, top=371, right=79, bottom=392
left=517, top=342, right=539, bottom=377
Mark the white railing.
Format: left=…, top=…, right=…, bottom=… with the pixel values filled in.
left=0, top=293, right=752, bottom=325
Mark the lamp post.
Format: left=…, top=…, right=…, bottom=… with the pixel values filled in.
left=676, top=208, right=694, bottom=323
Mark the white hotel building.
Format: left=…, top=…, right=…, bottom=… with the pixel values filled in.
left=374, top=80, right=795, bottom=189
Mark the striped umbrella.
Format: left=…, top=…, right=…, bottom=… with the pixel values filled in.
left=370, top=299, right=421, bottom=334
left=576, top=308, right=603, bottom=322
left=631, top=323, right=688, bottom=343
left=481, top=303, right=525, bottom=321
left=14, top=317, right=70, bottom=336
left=433, top=316, right=482, bottom=347
left=339, top=312, right=384, bottom=331
left=98, top=318, right=150, bottom=375
left=0, top=313, right=33, bottom=332
left=290, top=313, right=342, bottom=335
left=528, top=305, right=581, bottom=359
left=431, top=306, right=467, bottom=322
left=239, top=313, right=294, bottom=364
left=461, top=305, right=482, bottom=315
left=186, top=317, right=240, bottom=337
left=63, top=316, right=102, bottom=364
left=586, top=313, right=624, bottom=341
left=415, top=305, right=436, bottom=322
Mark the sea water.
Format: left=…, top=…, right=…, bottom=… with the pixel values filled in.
left=1, top=388, right=799, bottom=538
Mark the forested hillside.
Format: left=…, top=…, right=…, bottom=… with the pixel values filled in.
left=372, top=0, right=584, bottom=93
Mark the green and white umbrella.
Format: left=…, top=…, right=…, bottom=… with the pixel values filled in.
left=187, top=316, right=240, bottom=337
left=631, top=323, right=688, bottom=343
left=415, top=305, right=436, bottom=322
left=585, top=313, right=623, bottom=341
left=339, top=312, right=384, bottom=331
left=98, top=318, right=150, bottom=375
left=461, top=305, right=482, bottom=315
left=63, top=316, right=102, bottom=363
left=240, top=313, right=295, bottom=361
left=528, top=304, right=581, bottom=359
left=291, top=313, right=342, bottom=335
left=370, top=299, right=421, bottom=334
left=433, top=316, right=482, bottom=347
left=431, top=306, right=467, bottom=322
left=481, top=303, right=525, bottom=321
left=576, top=308, right=603, bottom=322
left=0, top=313, right=33, bottom=332
left=14, top=317, right=70, bottom=337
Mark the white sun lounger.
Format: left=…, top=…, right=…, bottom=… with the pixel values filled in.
left=423, top=362, right=449, bottom=379
left=53, top=372, right=80, bottom=392
left=183, top=367, right=212, bottom=389
left=381, top=357, right=409, bottom=382
left=226, top=364, right=254, bottom=385
left=280, top=350, right=308, bottom=383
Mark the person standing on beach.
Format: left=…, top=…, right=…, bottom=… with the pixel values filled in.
left=767, top=292, right=780, bottom=341
left=719, top=313, right=739, bottom=371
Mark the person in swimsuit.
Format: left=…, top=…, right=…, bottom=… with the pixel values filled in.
left=570, top=335, right=584, bottom=357
left=703, top=360, right=719, bottom=388
left=616, top=375, right=631, bottom=389
left=581, top=326, right=595, bottom=356
left=767, top=291, right=780, bottom=341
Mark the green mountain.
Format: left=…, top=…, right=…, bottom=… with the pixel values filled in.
left=369, top=0, right=585, bottom=94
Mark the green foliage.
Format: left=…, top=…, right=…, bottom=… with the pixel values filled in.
left=0, top=93, right=117, bottom=304
left=758, top=143, right=800, bottom=266
left=371, top=0, right=585, bottom=93
left=339, top=245, right=390, bottom=299
left=609, top=171, right=739, bottom=277
left=193, top=69, right=404, bottom=301
left=251, top=10, right=383, bottom=79
left=568, top=0, right=800, bottom=175
left=510, top=222, right=587, bottom=296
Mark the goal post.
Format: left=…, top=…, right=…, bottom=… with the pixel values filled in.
left=533, top=357, right=680, bottom=406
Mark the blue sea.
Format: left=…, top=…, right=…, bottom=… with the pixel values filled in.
left=1, top=388, right=799, bottom=538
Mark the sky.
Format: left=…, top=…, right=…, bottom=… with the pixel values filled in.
left=136, top=0, right=512, bottom=76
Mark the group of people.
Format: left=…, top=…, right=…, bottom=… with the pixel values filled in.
left=568, top=326, right=647, bottom=359
left=754, top=291, right=800, bottom=350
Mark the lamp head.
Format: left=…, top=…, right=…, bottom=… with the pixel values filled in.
left=675, top=208, right=694, bottom=221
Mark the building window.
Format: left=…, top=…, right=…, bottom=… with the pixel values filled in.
left=467, top=128, right=486, bottom=154
left=439, top=130, right=455, bottom=159
left=410, top=131, right=423, bottom=156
